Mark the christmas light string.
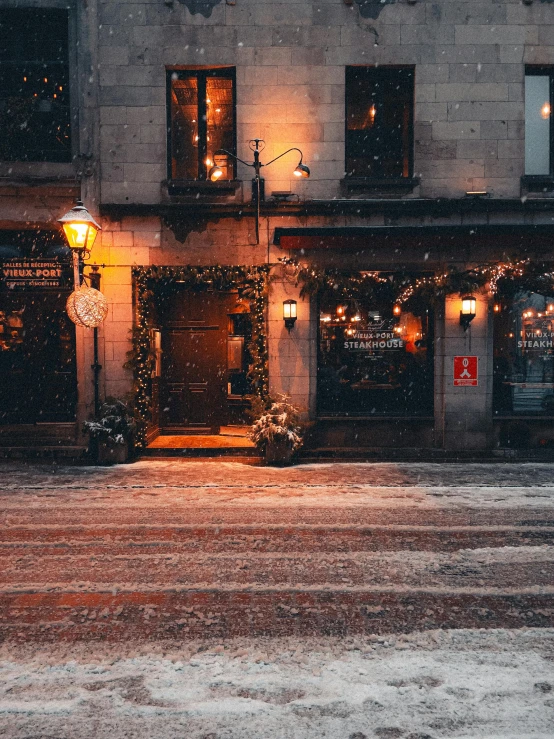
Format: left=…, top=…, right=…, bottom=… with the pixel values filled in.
left=294, top=259, right=554, bottom=306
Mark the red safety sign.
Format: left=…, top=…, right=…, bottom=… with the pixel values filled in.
left=453, top=356, right=478, bottom=386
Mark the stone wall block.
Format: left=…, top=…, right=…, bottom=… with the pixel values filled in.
left=448, top=102, right=524, bottom=122
left=457, top=140, right=497, bottom=160
left=436, top=83, right=509, bottom=102
left=432, top=121, right=480, bottom=140
left=455, top=25, right=526, bottom=46
left=480, top=120, right=509, bottom=140
left=497, top=140, right=523, bottom=160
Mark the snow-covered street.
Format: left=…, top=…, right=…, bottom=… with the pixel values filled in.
left=1, top=460, right=554, bottom=736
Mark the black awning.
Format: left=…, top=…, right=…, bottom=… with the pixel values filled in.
left=273, top=224, right=554, bottom=250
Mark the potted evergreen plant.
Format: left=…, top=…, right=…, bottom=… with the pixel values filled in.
left=248, top=395, right=303, bottom=465
left=83, top=398, right=136, bottom=465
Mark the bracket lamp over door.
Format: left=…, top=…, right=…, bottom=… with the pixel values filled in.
left=460, top=295, right=477, bottom=331
left=283, top=299, right=297, bottom=331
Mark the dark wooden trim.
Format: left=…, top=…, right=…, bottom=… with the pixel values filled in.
left=316, top=416, right=434, bottom=422
left=273, top=223, right=554, bottom=246
left=521, top=175, right=554, bottom=192
left=341, top=177, right=420, bottom=192
left=100, top=197, right=554, bottom=220
left=166, top=179, right=241, bottom=195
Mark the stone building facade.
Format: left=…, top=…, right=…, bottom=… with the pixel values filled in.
left=2, top=0, right=554, bottom=455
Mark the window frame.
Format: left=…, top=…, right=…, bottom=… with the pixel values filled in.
left=0, top=6, right=73, bottom=164
left=344, top=65, right=415, bottom=183
left=166, top=67, right=237, bottom=184
left=493, top=289, right=554, bottom=419
left=523, top=66, right=554, bottom=187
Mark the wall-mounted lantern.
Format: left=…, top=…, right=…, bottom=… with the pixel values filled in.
left=283, top=299, right=297, bottom=331
left=460, top=295, right=477, bottom=331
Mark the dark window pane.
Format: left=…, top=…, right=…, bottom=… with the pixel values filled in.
left=346, top=67, right=414, bottom=179
left=168, top=69, right=235, bottom=181
left=0, top=9, right=71, bottom=162
left=494, top=292, right=554, bottom=416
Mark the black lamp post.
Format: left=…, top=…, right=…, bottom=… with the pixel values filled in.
left=208, top=138, right=310, bottom=243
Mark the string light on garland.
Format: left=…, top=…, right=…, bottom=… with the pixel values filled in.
left=128, top=265, right=270, bottom=449
left=295, top=260, right=554, bottom=307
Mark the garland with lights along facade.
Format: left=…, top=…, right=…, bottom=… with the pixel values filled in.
left=295, top=260, right=554, bottom=310
left=129, top=265, right=270, bottom=449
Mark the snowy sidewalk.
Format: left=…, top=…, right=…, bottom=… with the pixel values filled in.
left=1, top=629, right=553, bottom=739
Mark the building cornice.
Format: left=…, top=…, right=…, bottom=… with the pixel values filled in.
left=100, top=197, right=554, bottom=222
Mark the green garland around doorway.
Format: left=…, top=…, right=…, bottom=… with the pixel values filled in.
left=129, top=265, right=270, bottom=449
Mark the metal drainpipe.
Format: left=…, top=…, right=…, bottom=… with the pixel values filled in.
left=88, top=265, right=102, bottom=417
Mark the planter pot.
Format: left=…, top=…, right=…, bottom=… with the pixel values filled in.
left=97, top=440, right=129, bottom=465
left=264, top=438, right=294, bottom=465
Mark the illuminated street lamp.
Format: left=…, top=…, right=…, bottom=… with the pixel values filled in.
left=208, top=138, right=310, bottom=243
left=58, top=200, right=101, bottom=253
left=58, top=200, right=107, bottom=331
left=58, top=199, right=101, bottom=288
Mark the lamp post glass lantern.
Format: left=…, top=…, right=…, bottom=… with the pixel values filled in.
left=58, top=200, right=101, bottom=287
left=58, top=200, right=101, bottom=254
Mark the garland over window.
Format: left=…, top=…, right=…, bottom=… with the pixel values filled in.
left=295, top=259, right=554, bottom=312
left=129, top=265, right=270, bottom=448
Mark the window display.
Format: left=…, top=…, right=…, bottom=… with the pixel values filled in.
left=318, top=293, right=433, bottom=417
left=494, top=292, right=554, bottom=415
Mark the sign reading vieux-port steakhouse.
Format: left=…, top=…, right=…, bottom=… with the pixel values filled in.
left=453, top=355, right=478, bottom=387
left=343, top=329, right=404, bottom=351
left=0, top=259, right=69, bottom=290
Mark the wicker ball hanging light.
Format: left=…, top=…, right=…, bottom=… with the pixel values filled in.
left=66, top=285, right=108, bottom=328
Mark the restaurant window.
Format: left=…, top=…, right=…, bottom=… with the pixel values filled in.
left=318, top=283, right=434, bottom=417
left=493, top=292, right=554, bottom=416
left=0, top=8, right=71, bottom=162
left=525, top=68, right=554, bottom=177
left=0, top=230, right=76, bottom=424
left=345, top=66, right=414, bottom=180
left=167, top=68, right=236, bottom=182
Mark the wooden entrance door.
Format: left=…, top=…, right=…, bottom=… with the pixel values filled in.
left=160, top=291, right=230, bottom=433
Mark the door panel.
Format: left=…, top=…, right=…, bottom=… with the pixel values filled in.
left=160, top=291, right=231, bottom=433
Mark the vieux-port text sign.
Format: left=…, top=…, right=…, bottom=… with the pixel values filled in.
left=0, top=259, right=70, bottom=290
